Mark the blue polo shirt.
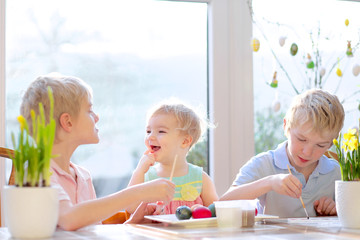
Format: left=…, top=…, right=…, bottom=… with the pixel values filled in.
left=233, top=141, right=341, bottom=217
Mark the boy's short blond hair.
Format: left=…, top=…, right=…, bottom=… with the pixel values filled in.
left=20, top=73, right=93, bottom=129
left=284, top=89, right=345, bottom=139
left=147, top=99, right=208, bottom=149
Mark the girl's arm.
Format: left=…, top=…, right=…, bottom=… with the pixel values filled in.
left=58, top=179, right=175, bottom=231
left=220, top=174, right=302, bottom=200
left=127, top=150, right=155, bottom=187
left=200, top=172, right=219, bottom=206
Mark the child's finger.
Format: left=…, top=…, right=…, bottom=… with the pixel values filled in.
left=329, top=206, right=337, bottom=216
left=323, top=198, right=334, bottom=215
left=286, top=177, right=302, bottom=197
left=313, top=200, right=319, bottom=208
left=316, top=199, right=324, bottom=214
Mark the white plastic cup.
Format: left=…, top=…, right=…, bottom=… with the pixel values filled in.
left=214, top=200, right=243, bottom=228
left=240, top=200, right=255, bottom=227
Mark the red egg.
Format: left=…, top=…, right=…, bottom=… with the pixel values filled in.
left=192, top=206, right=212, bottom=219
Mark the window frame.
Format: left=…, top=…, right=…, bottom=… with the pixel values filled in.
left=0, top=0, right=254, bottom=203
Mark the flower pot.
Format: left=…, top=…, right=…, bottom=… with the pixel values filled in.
left=335, top=180, right=360, bottom=229
left=2, top=186, right=59, bottom=238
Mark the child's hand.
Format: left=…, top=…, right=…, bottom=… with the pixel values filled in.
left=153, top=201, right=166, bottom=215
left=313, top=196, right=336, bottom=216
left=135, top=150, right=156, bottom=174
left=125, top=202, right=157, bottom=224
left=142, top=178, right=175, bottom=202
left=271, top=174, right=302, bottom=198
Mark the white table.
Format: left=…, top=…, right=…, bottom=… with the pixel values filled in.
left=0, top=217, right=359, bottom=239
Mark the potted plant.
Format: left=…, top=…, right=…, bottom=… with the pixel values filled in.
left=2, top=87, right=59, bottom=238
left=333, top=121, right=360, bottom=229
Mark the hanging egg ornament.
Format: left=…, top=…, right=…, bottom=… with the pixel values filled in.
left=320, top=67, right=326, bottom=77
left=346, top=41, right=353, bottom=57
left=270, top=71, right=278, bottom=88
left=252, top=38, right=260, bottom=52
left=306, top=53, right=314, bottom=69
left=272, top=99, right=281, bottom=112
left=279, top=36, right=286, bottom=47
left=290, top=43, right=298, bottom=56
left=345, top=19, right=349, bottom=26
left=336, top=68, right=343, bottom=77
left=352, top=64, right=360, bottom=76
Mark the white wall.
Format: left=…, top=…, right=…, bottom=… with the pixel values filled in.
left=208, top=0, right=254, bottom=195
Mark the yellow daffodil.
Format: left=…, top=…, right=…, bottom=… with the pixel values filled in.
left=334, top=124, right=360, bottom=181
left=348, top=138, right=358, bottom=152
left=17, top=115, right=26, bottom=131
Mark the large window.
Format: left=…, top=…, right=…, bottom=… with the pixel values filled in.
left=1, top=0, right=254, bottom=198
left=252, top=0, right=360, bottom=153
left=5, top=0, right=208, bottom=197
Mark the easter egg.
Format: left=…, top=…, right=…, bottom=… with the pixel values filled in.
left=279, top=36, right=286, bottom=47
left=252, top=38, right=260, bottom=52
left=345, top=19, right=349, bottom=26
left=270, top=80, right=278, bottom=88
left=306, top=61, right=314, bottom=69
left=320, top=67, right=326, bottom=77
left=290, top=43, right=298, bottom=56
left=336, top=68, right=343, bottom=77
left=175, top=206, right=192, bottom=220
left=208, top=203, right=216, bottom=217
left=352, top=64, right=360, bottom=76
left=192, top=206, right=212, bottom=219
left=190, top=204, right=203, bottom=212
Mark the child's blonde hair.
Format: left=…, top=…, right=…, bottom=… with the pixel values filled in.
left=284, top=89, right=344, bottom=139
left=20, top=73, right=93, bottom=130
left=147, top=99, right=209, bottom=149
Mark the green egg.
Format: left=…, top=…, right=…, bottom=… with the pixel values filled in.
left=208, top=203, right=216, bottom=217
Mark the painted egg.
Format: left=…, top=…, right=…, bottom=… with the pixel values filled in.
left=272, top=100, right=281, bottom=112
left=336, top=68, right=343, bottom=77
left=345, top=19, right=349, bottom=26
left=270, top=80, right=278, bottom=88
left=352, top=64, right=360, bottom=76
left=279, top=36, right=286, bottom=47
left=290, top=43, right=298, bottom=56
left=306, top=61, right=314, bottom=69
left=252, top=38, right=260, bottom=52
left=320, top=67, right=326, bottom=77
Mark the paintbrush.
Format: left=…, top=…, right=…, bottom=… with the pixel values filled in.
left=169, top=154, right=178, bottom=181
left=159, top=154, right=178, bottom=214
left=287, top=164, right=309, bottom=219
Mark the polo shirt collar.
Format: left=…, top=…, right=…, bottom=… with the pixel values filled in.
left=50, top=159, right=89, bottom=181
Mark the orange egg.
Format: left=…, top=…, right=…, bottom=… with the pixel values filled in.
left=190, top=204, right=203, bottom=212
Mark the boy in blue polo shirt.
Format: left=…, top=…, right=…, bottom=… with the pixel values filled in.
left=220, top=89, right=345, bottom=217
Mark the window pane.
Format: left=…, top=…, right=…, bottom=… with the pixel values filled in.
left=252, top=0, right=360, bottom=153
left=6, top=0, right=208, bottom=197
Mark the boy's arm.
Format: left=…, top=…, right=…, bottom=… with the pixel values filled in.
left=57, top=179, right=175, bottom=231
left=220, top=174, right=302, bottom=200
left=200, top=172, right=219, bottom=206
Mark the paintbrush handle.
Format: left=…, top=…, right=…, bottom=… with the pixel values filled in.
left=169, top=154, right=178, bottom=181
left=287, top=164, right=309, bottom=219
